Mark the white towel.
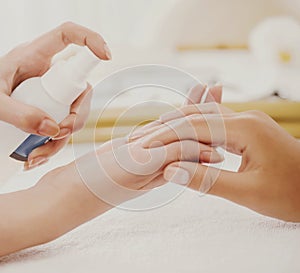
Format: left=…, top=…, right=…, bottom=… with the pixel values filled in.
left=0, top=145, right=299, bottom=273
left=0, top=192, right=299, bottom=273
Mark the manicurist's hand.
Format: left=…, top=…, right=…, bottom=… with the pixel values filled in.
left=138, top=96, right=300, bottom=222
left=0, top=22, right=112, bottom=170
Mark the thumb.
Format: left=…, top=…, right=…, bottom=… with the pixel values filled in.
left=163, top=161, right=253, bottom=204
left=0, top=94, right=60, bottom=136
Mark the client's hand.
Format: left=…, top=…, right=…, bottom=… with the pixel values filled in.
left=0, top=83, right=224, bottom=256
left=138, top=99, right=300, bottom=222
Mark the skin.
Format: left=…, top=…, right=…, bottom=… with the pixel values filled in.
left=0, top=22, right=112, bottom=170
left=2, top=22, right=297, bottom=258
left=137, top=87, right=300, bottom=222
left=0, top=117, right=219, bottom=257
left=0, top=46, right=221, bottom=256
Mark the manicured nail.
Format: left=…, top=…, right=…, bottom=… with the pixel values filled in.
left=24, top=156, right=48, bottom=171
left=201, top=151, right=224, bottom=163
left=52, top=128, right=71, bottom=140
left=164, top=166, right=190, bottom=185
left=160, top=110, right=182, bottom=122
left=142, top=120, right=162, bottom=129
left=128, top=132, right=145, bottom=142
left=38, top=119, right=60, bottom=137
left=103, top=44, right=112, bottom=60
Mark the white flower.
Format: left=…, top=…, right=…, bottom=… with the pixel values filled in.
left=249, top=16, right=300, bottom=100
left=249, top=16, right=300, bottom=68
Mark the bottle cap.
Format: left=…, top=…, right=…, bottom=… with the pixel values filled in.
left=41, top=47, right=100, bottom=105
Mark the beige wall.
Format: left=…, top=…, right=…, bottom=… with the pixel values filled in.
left=157, top=0, right=300, bottom=48
left=0, top=0, right=299, bottom=54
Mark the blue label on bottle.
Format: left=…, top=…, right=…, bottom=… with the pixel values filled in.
left=10, top=135, right=50, bottom=161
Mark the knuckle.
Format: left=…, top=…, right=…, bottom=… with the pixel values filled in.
left=71, top=114, right=86, bottom=131
left=17, top=108, right=41, bottom=131
left=75, top=119, right=86, bottom=131
left=58, top=21, right=77, bottom=45
left=188, top=113, right=200, bottom=121
left=238, top=110, right=269, bottom=129
left=59, top=21, right=76, bottom=31
left=247, top=110, right=268, bottom=119
left=246, top=110, right=269, bottom=122
left=173, top=141, right=182, bottom=161
left=205, top=102, right=221, bottom=113
left=206, top=101, right=219, bottom=108
left=188, top=114, right=204, bottom=127
left=93, top=32, right=104, bottom=42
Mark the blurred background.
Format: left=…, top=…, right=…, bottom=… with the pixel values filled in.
left=1, top=0, right=300, bottom=139
left=1, top=0, right=300, bottom=98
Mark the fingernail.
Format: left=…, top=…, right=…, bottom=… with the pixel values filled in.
left=142, top=120, right=161, bottom=129
left=201, top=151, right=224, bottom=163
left=24, top=156, right=48, bottom=171
left=128, top=132, right=145, bottom=142
left=103, top=44, right=112, bottom=60
left=52, top=128, right=71, bottom=140
left=164, top=166, right=190, bottom=185
left=38, top=119, right=60, bottom=137
left=160, top=110, right=182, bottom=122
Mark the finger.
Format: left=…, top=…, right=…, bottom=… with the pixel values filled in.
left=140, top=113, right=245, bottom=155
left=56, top=85, right=93, bottom=135
left=128, top=85, right=224, bottom=142
left=204, top=85, right=223, bottom=103
left=24, top=136, right=70, bottom=170
left=128, top=103, right=232, bottom=143
left=163, top=161, right=255, bottom=205
left=138, top=112, right=228, bottom=148
left=160, top=102, right=233, bottom=123
left=30, top=22, right=111, bottom=61
left=184, top=83, right=207, bottom=105
left=184, top=84, right=223, bottom=105
left=25, top=137, right=127, bottom=171
left=130, top=83, right=207, bottom=139
left=128, top=120, right=224, bottom=163
left=112, top=139, right=224, bottom=180
left=0, top=93, right=60, bottom=136
left=158, top=140, right=224, bottom=165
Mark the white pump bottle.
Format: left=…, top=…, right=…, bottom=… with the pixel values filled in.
left=0, top=47, right=99, bottom=183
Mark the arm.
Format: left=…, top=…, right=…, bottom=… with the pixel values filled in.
left=0, top=163, right=110, bottom=256
left=0, top=133, right=222, bottom=256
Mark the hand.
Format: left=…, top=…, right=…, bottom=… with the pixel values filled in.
left=78, top=84, right=224, bottom=204
left=0, top=83, right=224, bottom=256
left=129, top=83, right=224, bottom=165
left=0, top=22, right=112, bottom=169
left=138, top=97, right=300, bottom=222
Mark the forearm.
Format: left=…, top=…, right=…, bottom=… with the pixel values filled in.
left=0, top=163, right=112, bottom=257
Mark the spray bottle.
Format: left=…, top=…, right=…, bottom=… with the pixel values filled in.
left=0, top=47, right=99, bottom=182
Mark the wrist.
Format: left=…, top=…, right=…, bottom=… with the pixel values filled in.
left=34, top=163, right=113, bottom=240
